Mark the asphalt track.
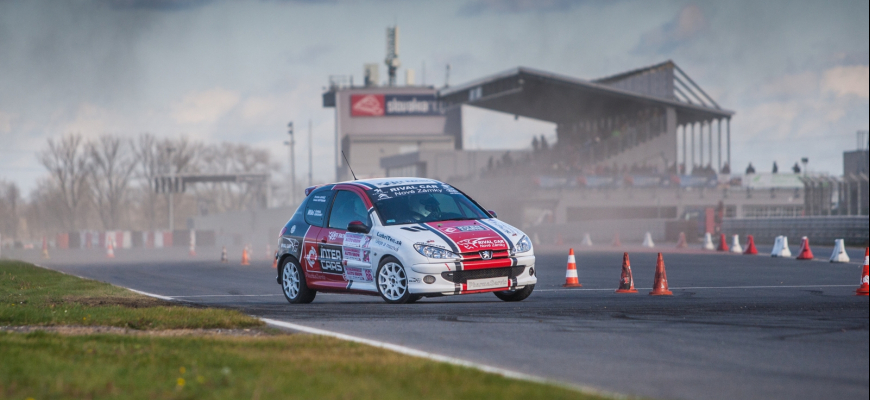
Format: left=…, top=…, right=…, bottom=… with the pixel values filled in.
left=7, top=244, right=869, bottom=400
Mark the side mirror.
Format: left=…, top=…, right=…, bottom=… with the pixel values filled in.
left=347, top=221, right=370, bottom=234
left=487, top=210, right=498, bottom=218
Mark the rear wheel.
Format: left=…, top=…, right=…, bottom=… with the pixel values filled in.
left=494, top=285, right=534, bottom=302
left=376, top=257, right=412, bottom=304
left=281, top=258, right=316, bottom=304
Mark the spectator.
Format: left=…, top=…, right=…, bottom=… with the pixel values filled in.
left=746, top=163, right=756, bottom=174
left=540, top=135, right=549, bottom=151
left=792, top=162, right=801, bottom=174
left=531, top=136, right=539, bottom=152
left=772, top=162, right=779, bottom=174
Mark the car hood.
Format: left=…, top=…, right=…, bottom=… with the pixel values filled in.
left=378, top=218, right=525, bottom=255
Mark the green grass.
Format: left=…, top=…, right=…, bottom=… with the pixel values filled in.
left=0, top=332, right=605, bottom=400
left=0, top=260, right=262, bottom=330
left=0, top=260, right=611, bottom=400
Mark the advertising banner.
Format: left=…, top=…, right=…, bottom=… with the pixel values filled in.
left=350, top=94, right=441, bottom=117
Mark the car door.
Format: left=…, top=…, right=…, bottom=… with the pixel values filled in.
left=316, top=189, right=374, bottom=291
left=300, top=189, right=334, bottom=288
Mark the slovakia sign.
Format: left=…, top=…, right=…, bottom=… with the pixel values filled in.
left=350, top=94, right=441, bottom=117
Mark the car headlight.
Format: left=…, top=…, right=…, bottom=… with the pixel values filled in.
left=413, top=244, right=460, bottom=259
left=515, top=236, right=532, bottom=254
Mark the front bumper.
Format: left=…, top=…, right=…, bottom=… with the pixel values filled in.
left=407, top=254, right=536, bottom=295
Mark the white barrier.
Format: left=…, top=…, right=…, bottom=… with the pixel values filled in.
left=581, top=233, right=593, bottom=247
left=730, top=235, right=743, bottom=253
left=702, top=233, right=715, bottom=251
left=771, top=236, right=792, bottom=258
left=641, top=232, right=655, bottom=248
left=829, top=239, right=850, bottom=263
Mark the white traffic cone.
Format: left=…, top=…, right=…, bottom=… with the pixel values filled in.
left=581, top=233, right=593, bottom=247
left=702, top=233, right=715, bottom=251
left=771, top=236, right=792, bottom=258
left=730, top=234, right=743, bottom=253
left=641, top=232, right=655, bottom=248
left=829, top=239, right=850, bottom=263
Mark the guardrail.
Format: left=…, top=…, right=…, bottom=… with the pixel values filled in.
left=722, top=216, right=868, bottom=246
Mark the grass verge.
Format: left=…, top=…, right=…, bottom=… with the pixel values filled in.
left=0, top=260, right=611, bottom=399
left=0, top=332, right=605, bottom=400
left=0, top=260, right=262, bottom=330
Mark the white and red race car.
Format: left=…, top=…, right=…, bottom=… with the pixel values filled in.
left=275, top=178, right=536, bottom=304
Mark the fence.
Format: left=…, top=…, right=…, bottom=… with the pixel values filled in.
left=722, top=216, right=868, bottom=245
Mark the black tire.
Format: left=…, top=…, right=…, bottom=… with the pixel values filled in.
left=281, top=257, right=316, bottom=304
left=376, top=257, right=413, bottom=304
left=494, top=285, right=535, bottom=302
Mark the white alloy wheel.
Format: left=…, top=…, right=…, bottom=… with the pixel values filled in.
left=282, top=262, right=301, bottom=300
left=378, top=262, right=408, bottom=301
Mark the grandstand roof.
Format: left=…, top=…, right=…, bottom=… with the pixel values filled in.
left=438, top=61, right=733, bottom=126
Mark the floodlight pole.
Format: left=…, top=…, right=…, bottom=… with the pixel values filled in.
left=167, top=146, right=175, bottom=232
left=287, top=122, right=296, bottom=205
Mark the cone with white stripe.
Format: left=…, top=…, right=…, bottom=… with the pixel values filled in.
left=796, top=237, right=814, bottom=260
left=702, top=233, right=715, bottom=251
left=641, top=232, right=655, bottom=248
left=744, top=235, right=759, bottom=255
left=829, top=239, right=850, bottom=263
left=856, top=248, right=868, bottom=296
left=649, top=253, right=673, bottom=296
left=563, top=248, right=582, bottom=288
left=581, top=233, right=593, bottom=247
left=717, top=233, right=729, bottom=252
left=730, top=235, right=743, bottom=253
left=106, top=238, right=115, bottom=259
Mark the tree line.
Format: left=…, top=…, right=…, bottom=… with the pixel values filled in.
left=0, top=133, right=280, bottom=244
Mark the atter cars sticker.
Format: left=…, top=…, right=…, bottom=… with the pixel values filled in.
left=344, top=266, right=374, bottom=282
left=319, top=245, right=344, bottom=273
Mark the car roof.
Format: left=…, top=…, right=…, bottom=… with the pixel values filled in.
left=335, top=177, right=445, bottom=189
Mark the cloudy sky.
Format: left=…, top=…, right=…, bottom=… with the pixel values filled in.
left=1, top=0, right=867, bottom=195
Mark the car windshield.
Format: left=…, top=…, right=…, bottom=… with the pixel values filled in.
left=366, top=183, right=490, bottom=226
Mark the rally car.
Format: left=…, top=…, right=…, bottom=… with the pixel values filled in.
left=275, top=178, right=536, bottom=304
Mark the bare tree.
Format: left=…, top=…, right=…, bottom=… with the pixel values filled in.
left=37, top=134, right=91, bottom=231
left=87, top=135, right=138, bottom=230
left=0, top=180, right=21, bottom=241
left=195, top=142, right=275, bottom=212
left=133, top=134, right=201, bottom=230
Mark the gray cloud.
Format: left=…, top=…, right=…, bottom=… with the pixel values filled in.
left=457, top=0, right=600, bottom=16
left=106, top=0, right=217, bottom=10
left=634, top=3, right=706, bottom=54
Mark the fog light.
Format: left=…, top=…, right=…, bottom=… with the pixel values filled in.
left=423, top=275, right=436, bottom=284
left=528, top=267, right=535, bottom=277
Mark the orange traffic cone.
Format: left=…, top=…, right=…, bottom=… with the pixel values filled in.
left=563, top=249, right=582, bottom=288
left=676, top=232, right=688, bottom=248
left=241, top=247, right=250, bottom=266
left=744, top=235, right=758, bottom=255
left=106, top=239, right=115, bottom=259
left=796, top=237, right=814, bottom=260
left=649, top=253, right=672, bottom=296
left=615, top=252, right=638, bottom=293
left=717, top=234, right=729, bottom=252
left=856, top=248, right=868, bottom=296
left=612, top=234, right=622, bottom=247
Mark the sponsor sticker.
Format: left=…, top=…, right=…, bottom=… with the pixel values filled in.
left=290, top=225, right=296, bottom=234
left=319, top=245, right=344, bottom=273
left=279, top=237, right=299, bottom=253
left=328, top=230, right=345, bottom=242
left=374, top=239, right=400, bottom=252
left=305, top=247, right=317, bottom=268
left=455, top=238, right=506, bottom=251
left=376, top=232, right=402, bottom=246
left=466, top=277, right=508, bottom=290
left=307, top=209, right=323, bottom=217
left=343, top=247, right=371, bottom=263
left=457, top=225, right=487, bottom=232
left=343, top=233, right=372, bottom=248
left=344, top=266, right=374, bottom=282
left=312, top=195, right=327, bottom=203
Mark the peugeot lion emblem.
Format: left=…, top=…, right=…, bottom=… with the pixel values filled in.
left=480, top=250, right=493, bottom=260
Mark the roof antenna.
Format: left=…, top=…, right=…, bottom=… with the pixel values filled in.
left=342, top=151, right=358, bottom=180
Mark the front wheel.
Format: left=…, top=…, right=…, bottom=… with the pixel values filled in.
left=494, top=285, right=535, bottom=302
left=376, top=257, right=413, bottom=304
left=281, top=258, right=316, bottom=304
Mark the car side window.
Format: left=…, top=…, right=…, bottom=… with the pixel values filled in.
left=304, top=190, right=334, bottom=227
left=328, top=191, right=371, bottom=230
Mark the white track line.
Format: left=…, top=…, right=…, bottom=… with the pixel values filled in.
left=537, top=284, right=855, bottom=292
left=170, top=294, right=282, bottom=298
left=127, top=288, right=176, bottom=301
left=260, top=318, right=618, bottom=398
